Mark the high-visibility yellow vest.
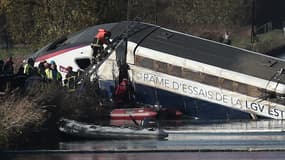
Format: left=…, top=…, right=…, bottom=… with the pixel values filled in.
left=24, top=64, right=33, bottom=75
left=45, top=68, right=62, bottom=81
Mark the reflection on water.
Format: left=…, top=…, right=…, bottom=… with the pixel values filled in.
left=58, top=134, right=285, bottom=152
left=56, top=120, right=285, bottom=152
left=4, top=152, right=285, bottom=160
left=4, top=119, right=285, bottom=160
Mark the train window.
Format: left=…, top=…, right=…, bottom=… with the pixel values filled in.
left=237, top=83, right=248, bottom=94
left=47, top=36, right=68, bottom=51
left=75, top=58, right=90, bottom=70
left=168, top=64, right=181, bottom=77
left=154, top=61, right=167, bottom=73
left=135, top=55, right=143, bottom=64
left=199, top=73, right=206, bottom=83
left=141, top=58, right=154, bottom=69
left=204, top=75, right=219, bottom=86
left=220, top=78, right=233, bottom=91
left=247, top=85, right=262, bottom=97
left=135, top=56, right=154, bottom=69
left=182, top=69, right=200, bottom=82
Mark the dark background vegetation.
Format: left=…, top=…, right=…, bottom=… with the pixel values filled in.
left=0, top=0, right=285, bottom=52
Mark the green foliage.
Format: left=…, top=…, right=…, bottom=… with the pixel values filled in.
left=159, top=0, right=251, bottom=31
left=124, top=0, right=254, bottom=35
left=0, top=0, right=126, bottom=49
left=0, top=0, right=283, bottom=51
left=254, top=29, right=285, bottom=53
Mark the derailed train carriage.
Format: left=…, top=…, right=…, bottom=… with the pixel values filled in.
left=29, top=21, right=285, bottom=120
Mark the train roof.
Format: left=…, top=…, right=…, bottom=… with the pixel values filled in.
left=31, top=23, right=118, bottom=59
left=32, top=21, right=285, bottom=83
left=111, top=21, right=285, bottom=84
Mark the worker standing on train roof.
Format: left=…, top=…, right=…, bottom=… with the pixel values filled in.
left=90, top=28, right=111, bottom=63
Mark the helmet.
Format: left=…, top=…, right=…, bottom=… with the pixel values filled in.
left=50, top=60, right=56, bottom=65
left=27, top=58, right=34, bottom=64
left=67, top=66, right=73, bottom=71
left=98, top=28, right=106, bottom=32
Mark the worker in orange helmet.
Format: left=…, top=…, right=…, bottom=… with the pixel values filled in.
left=91, top=28, right=111, bottom=63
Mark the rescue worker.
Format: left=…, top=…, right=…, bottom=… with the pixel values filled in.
left=90, top=28, right=111, bottom=63
left=0, top=59, right=4, bottom=92
left=45, top=61, right=53, bottom=80
left=223, top=31, right=231, bottom=45
left=24, top=58, right=34, bottom=76
left=13, top=64, right=27, bottom=89
left=45, top=60, right=62, bottom=83
left=17, top=65, right=25, bottom=75
left=77, top=69, right=83, bottom=78
left=38, top=60, right=47, bottom=80
left=25, top=66, right=43, bottom=89
left=63, top=66, right=77, bottom=89
left=3, top=56, right=14, bottom=74
left=65, top=66, right=76, bottom=78
left=0, top=59, right=4, bottom=74
left=113, top=78, right=131, bottom=104
left=2, top=56, right=14, bottom=92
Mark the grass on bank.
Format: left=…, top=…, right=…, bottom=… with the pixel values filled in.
left=232, top=29, right=285, bottom=53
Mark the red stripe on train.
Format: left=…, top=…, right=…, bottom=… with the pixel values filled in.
left=35, top=46, right=85, bottom=62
